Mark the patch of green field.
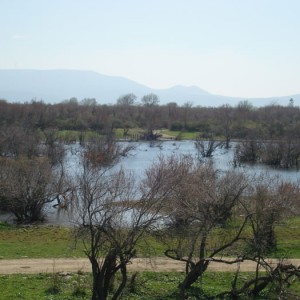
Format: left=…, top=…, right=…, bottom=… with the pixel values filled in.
left=1, top=271, right=299, bottom=300
left=114, top=128, right=144, bottom=139
left=56, top=130, right=101, bottom=143
left=0, top=273, right=92, bottom=300
left=273, top=217, right=300, bottom=258
left=1, top=216, right=300, bottom=259
left=161, top=130, right=199, bottom=140
left=0, top=225, right=84, bottom=259
left=56, top=130, right=81, bottom=142
left=0, top=224, right=166, bottom=259
left=56, top=128, right=202, bottom=141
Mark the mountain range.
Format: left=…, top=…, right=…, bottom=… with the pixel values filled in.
left=0, top=69, right=298, bottom=107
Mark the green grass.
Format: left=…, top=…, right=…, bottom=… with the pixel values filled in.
left=114, top=128, right=144, bottom=139
left=160, top=130, right=200, bottom=140
left=56, top=130, right=82, bottom=142
left=0, top=225, right=84, bottom=259
left=55, top=128, right=203, bottom=142
left=56, top=130, right=101, bottom=143
left=0, top=224, right=167, bottom=259
left=273, top=217, right=300, bottom=258
left=1, top=216, right=300, bottom=259
left=1, top=271, right=299, bottom=300
left=0, top=272, right=92, bottom=300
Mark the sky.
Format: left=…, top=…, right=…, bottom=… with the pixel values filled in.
left=1, top=0, right=300, bottom=98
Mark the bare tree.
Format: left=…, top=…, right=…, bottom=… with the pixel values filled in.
left=0, top=157, right=57, bottom=223
left=242, top=175, right=300, bottom=254
left=161, top=157, right=248, bottom=298
left=115, top=94, right=138, bottom=138
left=234, top=139, right=261, bottom=165
left=216, top=259, right=300, bottom=299
left=43, top=128, right=65, bottom=166
left=73, top=155, right=182, bottom=300
left=83, top=135, right=134, bottom=168
left=195, top=134, right=224, bottom=158
left=140, top=93, right=161, bottom=140
left=0, top=125, right=40, bottom=158
left=116, top=93, right=137, bottom=106
left=216, top=176, right=300, bottom=299
left=141, top=93, right=159, bottom=107
left=218, top=104, right=234, bottom=149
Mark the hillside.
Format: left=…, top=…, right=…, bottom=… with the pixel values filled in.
left=0, top=69, right=299, bottom=107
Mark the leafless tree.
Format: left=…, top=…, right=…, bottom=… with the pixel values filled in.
left=242, top=175, right=300, bottom=254
left=116, top=93, right=137, bottom=106
left=0, top=125, right=40, bottom=158
left=217, top=104, right=234, bottom=149
left=83, top=135, right=134, bottom=168
left=0, top=157, right=57, bottom=223
left=161, top=157, right=248, bottom=297
left=216, top=260, right=300, bottom=299
left=73, top=155, right=182, bottom=300
left=234, top=139, right=262, bottom=165
left=195, top=134, right=224, bottom=158
left=141, top=93, right=159, bottom=107
left=215, top=175, right=300, bottom=299
left=43, top=128, right=65, bottom=165
left=139, top=94, right=161, bottom=140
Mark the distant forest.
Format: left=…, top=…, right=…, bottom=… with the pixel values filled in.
left=0, top=96, right=298, bottom=141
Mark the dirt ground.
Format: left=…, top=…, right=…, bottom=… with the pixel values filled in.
left=0, top=257, right=299, bottom=274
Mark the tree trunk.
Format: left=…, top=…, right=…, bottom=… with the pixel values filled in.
left=179, top=260, right=209, bottom=298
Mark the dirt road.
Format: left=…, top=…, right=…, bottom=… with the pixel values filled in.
left=0, top=257, right=300, bottom=274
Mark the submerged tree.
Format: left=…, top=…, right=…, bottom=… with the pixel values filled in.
left=83, top=135, right=134, bottom=168
left=195, top=134, right=224, bottom=158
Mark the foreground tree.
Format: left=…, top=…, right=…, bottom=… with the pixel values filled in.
left=73, top=155, right=182, bottom=300
left=216, top=177, right=300, bottom=298
left=161, top=157, right=248, bottom=298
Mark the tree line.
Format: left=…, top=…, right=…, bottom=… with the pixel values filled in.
left=2, top=94, right=300, bottom=168
left=0, top=96, right=299, bottom=142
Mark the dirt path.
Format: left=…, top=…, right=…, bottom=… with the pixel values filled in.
left=1, top=257, right=300, bottom=274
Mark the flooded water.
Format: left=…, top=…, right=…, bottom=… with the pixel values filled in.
left=1, top=140, right=300, bottom=225
left=118, top=140, right=300, bottom=182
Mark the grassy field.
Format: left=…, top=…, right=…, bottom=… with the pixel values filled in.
left=1, top=217, right=300, bottom=259
left=1, top=219, right=300, bottom=298
left=273, top=217, right=300, bottom=258
left=157, top=129, right=200, bottom=140
left=42, top=128, right=232, bottom=144
left=0, top=223, right=84, bottom=259
left=2, top=271, right=299, bottom=300
left=0, top=272, right=231, bottom=300
left=0, top=223, right=167, bottom=259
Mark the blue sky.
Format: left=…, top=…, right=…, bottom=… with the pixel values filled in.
left=1, top=0, right=300, bottom=98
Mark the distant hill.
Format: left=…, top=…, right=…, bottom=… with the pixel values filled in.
left=0, top=69, right=299, bottom=107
